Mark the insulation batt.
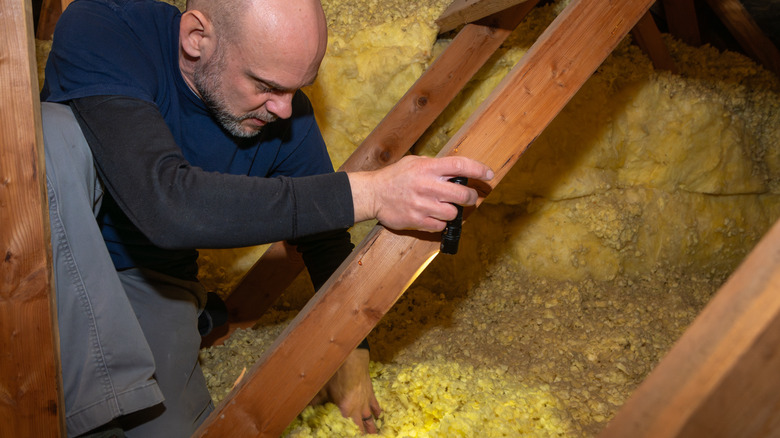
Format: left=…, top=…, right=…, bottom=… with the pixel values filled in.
left=35, top=0, right=779, bottom=436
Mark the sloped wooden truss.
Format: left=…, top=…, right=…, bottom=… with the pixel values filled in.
left=3, top=0, right=780, bottom=436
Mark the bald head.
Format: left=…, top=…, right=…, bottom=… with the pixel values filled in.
left=187, top=0, right=327, bottom=55
left=179, top=0, right=328, bottom=136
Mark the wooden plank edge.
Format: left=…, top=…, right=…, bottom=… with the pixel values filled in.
left=631, top=11, right=678, bottom=73
left=0, top=0, right=64, bottom=434
left=599, top=217, right=780, bottom=437
left=36, top=0, right=72, bottom=40
left=705, top=0, right=780, bottom=77
left=660, top=0, right=701, bottom=47
left=36, top=0, right=61, bottom=40
left=436, top=0, right=534, bottom=34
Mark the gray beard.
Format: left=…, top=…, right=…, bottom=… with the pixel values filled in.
left=192, top=52, right=276, bottom=138
left=196, top=81, right=270, bottom=138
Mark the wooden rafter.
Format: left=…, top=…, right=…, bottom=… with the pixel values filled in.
left=36, top=0, right=72, bottom=40
left=193, top=0, right=655, bottom=435
left=435, top=0, right=534, bottom=33
left=631, top=10, right=678, bottom=73
left=705, top=0, right=780, bottom=77
left=600, top=216, right=780, bottom=437
left=200, top=0, right=540, bottom=348
left=0, top=0, right=63, bottom=435
left=661, top=0, right=701, bottom=47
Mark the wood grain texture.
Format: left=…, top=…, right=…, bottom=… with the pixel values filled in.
left=631, top=11, right=678, bottom=73
left=435, top=0, right=533, bottom=33
left=194, top=0, right=653, bottom=435
left=36, top=0, right=71, bottom=40
left=600, top=217, right=780, bottom=438
left=705, top=0, right=780, bottom=76
left=201, top=2, right=538, bottom=348
left=661, top=0, right=701, bottom=47
left=1, top=0, right=64, bottom=435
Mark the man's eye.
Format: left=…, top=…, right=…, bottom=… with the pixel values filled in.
left=256, top=84, right=273, bottom=93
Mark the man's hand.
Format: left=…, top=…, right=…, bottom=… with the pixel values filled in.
left=310, top=349, right=382, bottom=433
left=348, top=155, right=494, bottom=232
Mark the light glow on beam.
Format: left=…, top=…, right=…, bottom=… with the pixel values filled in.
left=400, top=251, right=440, bottom=293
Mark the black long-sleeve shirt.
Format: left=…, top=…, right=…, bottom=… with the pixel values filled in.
left=69, top=95, right=354, bottom=281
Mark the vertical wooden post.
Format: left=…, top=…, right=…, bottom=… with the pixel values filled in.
left=661, top=0, right=701, bottom=47
left=0, top=0, right=64, bottom=435
left=36, top=0, right=72, bottom=40
left=631, top=11, right=678, bottom=73
left=194, top=0, right=654, bottom=435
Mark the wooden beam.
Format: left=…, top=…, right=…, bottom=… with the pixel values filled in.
left=704, top=0, right=780, bottom=76
left=661, top=0, right=701, bottom=47
left=200, top=241, right=303, bottom=346
left=194, top=0, right=654, bottom=435
left=0, top=0, right=64, bottom=435
left=631, top=11, right=678, bottom=73
left=36, top=0, right=71, bottom=40
left=200, top=1, right=539, bottom=348
left=599, top=216, right=780, bottom=438
left=436, top=0, right=534, bottom=34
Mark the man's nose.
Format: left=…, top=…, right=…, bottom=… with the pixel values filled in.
left=266, top=92, right=294, bottom=120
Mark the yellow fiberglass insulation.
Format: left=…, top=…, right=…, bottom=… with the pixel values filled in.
left=34, top=0, right=779, bottom=436
left=197, top=0, right=780, bottom=436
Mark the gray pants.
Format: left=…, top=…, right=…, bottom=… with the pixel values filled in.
left=42, top=102, right=214, bottom=437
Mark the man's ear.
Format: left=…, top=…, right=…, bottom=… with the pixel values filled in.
left=180, top=10, right=214, bottom=60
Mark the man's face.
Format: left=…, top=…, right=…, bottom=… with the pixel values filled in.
left=192, top=40, right=276, bottom=138
left=191, top=35, right=320, bottom=138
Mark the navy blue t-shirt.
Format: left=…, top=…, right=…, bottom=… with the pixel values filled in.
left=42, top=0, right=353, bottom=279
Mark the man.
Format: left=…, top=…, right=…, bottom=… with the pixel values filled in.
left=41, top=0, right=493, bottom=436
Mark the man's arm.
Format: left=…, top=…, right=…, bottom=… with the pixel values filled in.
left=70, top=95, right=355, bottom=249
left=71, top=95, right=494, bottom=250
left=292, top=229, right=381, bottom=433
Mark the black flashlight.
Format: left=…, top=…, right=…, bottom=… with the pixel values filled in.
left=440, top=177, right=468, bottom=255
